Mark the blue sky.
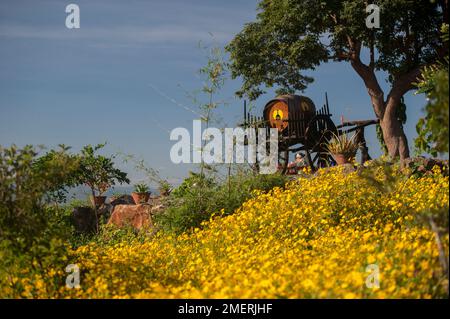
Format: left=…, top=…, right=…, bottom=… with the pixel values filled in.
left=0, top=0, right=430, bottom=185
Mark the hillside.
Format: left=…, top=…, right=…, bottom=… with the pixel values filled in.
left=6, top=165, right=448, bottom=299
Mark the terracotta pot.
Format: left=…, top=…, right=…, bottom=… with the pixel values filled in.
left=132, top=192, right=150, bottom=205
left=91, top=195, right=107, bottom=207
left=332, top=153, right=354, bottom=166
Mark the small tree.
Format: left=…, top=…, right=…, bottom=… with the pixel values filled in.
left=33, top=144, right=81, bottom=203
left=192, top=43, right=228, bottom=177
left=77, top=144, right=129, bottom=230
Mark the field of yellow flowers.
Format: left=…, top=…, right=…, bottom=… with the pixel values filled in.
left=3, top=165, right=449, bottom=299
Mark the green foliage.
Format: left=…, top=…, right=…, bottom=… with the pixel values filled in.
left=170, top=171, right=216, bottom=198
left=199, top=45, right=227, bottom=98
left=0, top=143, right=131, bottom=277
left=0, top=145, right=77, bottom=296
left=191, top=44, right=228, bottom=175
left=70, top=223, right=151, bottom=249
left=77, top=143, right=130, bottom=196
left=188, top=43, right=228, bottom=126
left=0, top=232, right=69, bottom=298
left=33, top=144, right=82, bottom=203
left=376, top=124, right=389, bottom=155
left=227, top=0, right=444, bottom=100
left=414, top=24, right=449, bottom=156
left=134, top=183, right=150, bottom=194
left=0, top=145, right=79, bottom=250
left=155, top=171, right=288, bottom=234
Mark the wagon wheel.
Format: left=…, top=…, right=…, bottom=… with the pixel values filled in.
left=304, top=115, right=338, bottom=170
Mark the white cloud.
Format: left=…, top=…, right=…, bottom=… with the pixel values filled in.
left=0, top=0, right=257, bottom=47
left=0, top=24, right=234, bottom=44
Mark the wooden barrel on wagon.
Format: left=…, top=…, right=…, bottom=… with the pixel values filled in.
left=263, top=94, right=316, bottom=135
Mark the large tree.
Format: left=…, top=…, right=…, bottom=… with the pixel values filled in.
left=227, top=0, right=448, bottom=160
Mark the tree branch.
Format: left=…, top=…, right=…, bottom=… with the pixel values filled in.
left=346, top=37, right=385, bottom=118
left=329, top=13, right=338, bottom=25
left=369, top=31, right=375, bottom=70
left=384, top=66, right=423, bottom=118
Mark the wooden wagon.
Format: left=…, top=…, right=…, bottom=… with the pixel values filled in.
left=241, top=93, right=378, bottom=174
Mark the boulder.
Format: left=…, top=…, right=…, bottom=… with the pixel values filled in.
left=73, top=204, right=118, bottom=233
left=96, top=195, right=135, bottom=223
left=107, top=204, right=153, bottom=230
left=110, top=194, right=135, bottom=206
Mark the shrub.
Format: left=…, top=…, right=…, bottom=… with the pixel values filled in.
left=77, top=143, right=130, bottom=198
left=414, top=24, right=449, bottom=156
left=0, top=145, right=79, bottom=251
left=0, top=145, right=79, bottom=298
left=68, top=223, right=150, bottom=249
left=154, top=170, right=288, bottom=233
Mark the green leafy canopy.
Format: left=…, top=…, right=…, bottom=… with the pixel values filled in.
left=414, top=23, right=449, bottom=156
left=227, top=0, right=445, bottom=100
left=77, top=143, right=130, bottom=196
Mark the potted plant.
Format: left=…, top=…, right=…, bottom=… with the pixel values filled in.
left=325, top=133, right=359, bottom=165
left=91, top=182, right=109, bottom=207
left=132, top=183, right=151, bottom=204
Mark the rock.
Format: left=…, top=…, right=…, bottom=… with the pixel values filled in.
left=417, top=165, right=426, bottom=173
left=72, top=207, right=96, bottom=234
left=107, top=204, right=153, bottom=230
left=110, top=194, right=135, bottom=206
left=98, top=195, right=135, bottom=223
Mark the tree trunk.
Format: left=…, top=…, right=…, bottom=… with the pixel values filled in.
left=91, top=188, right=99, bottom=233
left=349, top=48, right=415, bottom=162
left=372, top=96, right=410, bottom=160
left=380, top=114, right=410, bottom=160
left=382, top=88, right=412, bottom=160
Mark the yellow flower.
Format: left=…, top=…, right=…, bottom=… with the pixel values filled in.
left=2, top=166, right=447, bottom=299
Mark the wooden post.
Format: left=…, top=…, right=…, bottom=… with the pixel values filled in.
left=356, top=127, right=371, bottom=164
left=244, top=100, right=247, bottom=127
